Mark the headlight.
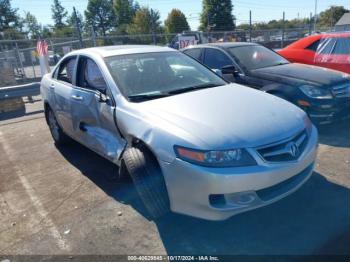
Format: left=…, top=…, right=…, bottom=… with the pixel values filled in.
left=299, top=85, right=333, bottom=99
left=174, top=146, right=257, bottom=167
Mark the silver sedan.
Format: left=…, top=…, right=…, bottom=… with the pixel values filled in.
left=41, top=45, right=318, bottom=221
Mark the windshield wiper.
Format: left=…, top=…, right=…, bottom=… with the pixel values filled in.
left=128, top=93, right=170, bottom=101
left=166, top=83, right=221, bottom=95
left=271, top=62, right=289, bottom=66
left=127, top=83, right=222, bottom=101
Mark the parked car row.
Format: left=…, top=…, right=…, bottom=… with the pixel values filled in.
left=182, top=42, right=350, bottom=125
left=41, top=45, right=320, bottom=221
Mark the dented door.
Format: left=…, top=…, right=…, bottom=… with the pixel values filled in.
left=70, top=88, right=125, bottom=163
left=69, top=56, right=126, bottom=163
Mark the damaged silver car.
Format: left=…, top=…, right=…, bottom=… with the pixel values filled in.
left=41, top=46, right=318, bottom=221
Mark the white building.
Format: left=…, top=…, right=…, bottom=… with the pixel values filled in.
left=335, top=13, right=350, bottom=32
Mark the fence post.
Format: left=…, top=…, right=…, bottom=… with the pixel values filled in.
left=91, top=26, right=97, bottom=47
left=249, top=10, right=252, bottom=42
left=14, top=42, right=27, bottom=80
left=309, top=12, right=313, bottom=35
left=281, top=11, right=285, bottom=48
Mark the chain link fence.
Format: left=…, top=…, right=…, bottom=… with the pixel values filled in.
left=0, top=27, right=332, bottom=87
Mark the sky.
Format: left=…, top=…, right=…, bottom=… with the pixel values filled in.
left=12, top=0, right=350, bottom=30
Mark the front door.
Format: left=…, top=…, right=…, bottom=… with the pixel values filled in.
left=70, top=56, right=126, bottom=162
left=203, top=48, right=236, bottom=82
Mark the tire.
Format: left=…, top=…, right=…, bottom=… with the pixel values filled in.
left=47, top=107, right=70, bottom=145
left=123, top=145, right=170, bottom=218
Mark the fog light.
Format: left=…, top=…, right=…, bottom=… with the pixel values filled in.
left=237, top=193, right=256, bottom=205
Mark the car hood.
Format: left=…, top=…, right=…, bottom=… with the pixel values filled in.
left=250, top=63, right=350, bottom=88
left=136, top=84, right=306, bottom=149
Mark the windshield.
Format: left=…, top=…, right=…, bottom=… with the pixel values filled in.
left=105, top=51, right=226, bottom=100
left=228, top=45, right=289, bottom=70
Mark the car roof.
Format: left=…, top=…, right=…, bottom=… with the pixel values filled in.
left=69, top=45, right=176, bottom=58
left=183, top=42, right=259, bottom=50
left=285, top=32, right=350, bottom=49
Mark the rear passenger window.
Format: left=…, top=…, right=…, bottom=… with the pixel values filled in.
left=204, top=48, right=233, bottom=69
left=317, top=38, right=337, bottom=55
left=184, top=48, right=202, bottom=62
left=306, top=40, right=320, bottom=52
left=56, top=57, right=76, bottom=84
left=332, top=38, right=350, bottom=54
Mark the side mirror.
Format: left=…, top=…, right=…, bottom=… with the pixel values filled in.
left=98, top=90, right=110, bottom=104
left=95, top=84, right=106, bottom=94
left=221, top=65, right=239, bottom=76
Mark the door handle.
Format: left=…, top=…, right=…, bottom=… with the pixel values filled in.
left=49, top=84, right=55, bottom=89
left=71, top=95, right=83, bottom=101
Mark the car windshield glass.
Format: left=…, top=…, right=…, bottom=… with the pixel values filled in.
left=105, top=51, right=226, bottom=100
left=228, top=45, right=289, bottom=70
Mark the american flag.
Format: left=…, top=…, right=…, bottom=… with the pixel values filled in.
left=37, top=40, right=48, bottom=56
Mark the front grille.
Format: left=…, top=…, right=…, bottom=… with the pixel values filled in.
left=332, top=83, right=350, bottom=98
left=257, top=130, right=308, bottom=163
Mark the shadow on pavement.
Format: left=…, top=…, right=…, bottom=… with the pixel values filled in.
left=0, top=109, right=44, bottom=121
left=56, top=140, right=350, bottom=255
left=317, top=120, right=350, bottom=148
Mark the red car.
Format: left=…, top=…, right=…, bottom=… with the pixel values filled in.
left=278, top=33, right=350, bottom=74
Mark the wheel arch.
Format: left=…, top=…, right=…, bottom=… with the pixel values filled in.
left=119, top=135, right=162, bottom=178
left=43, top=101, right=51, bottom=125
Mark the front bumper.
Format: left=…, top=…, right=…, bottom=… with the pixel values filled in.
left=306, top=98, right=350, bottom=124
left=159, top=126, right=318, bottom=221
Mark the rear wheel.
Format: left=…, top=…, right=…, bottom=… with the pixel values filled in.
left=47, top=108, right=70, bottom=145
left=123, top=145, right=170, bottom=218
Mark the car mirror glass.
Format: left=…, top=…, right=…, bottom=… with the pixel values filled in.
left=221, top=65, right=238, bottom=75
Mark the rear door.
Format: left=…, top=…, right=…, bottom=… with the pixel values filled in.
left=70, top=56, right=125, bottom=162
left=314, top=37, right=337, bottom=69
left=51, top=56, right=77, bottom=136
left=325, top=37, right=350, bottom=73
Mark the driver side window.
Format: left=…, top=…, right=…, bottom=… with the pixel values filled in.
left=77, top=57, right=107, bottom=92
left=204, top=48, right=233, bottom=70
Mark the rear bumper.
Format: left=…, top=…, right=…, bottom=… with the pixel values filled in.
left=159, top=126, right=318, bottom=221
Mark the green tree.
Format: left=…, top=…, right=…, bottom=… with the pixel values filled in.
left=85, top=0, right=116, bottom=37
left=67, top=10, right=84, bottom=27
left=200, top=0, right=235, bottom=31
left=318, top=6, right=349, bottom=28
left=113, top=0, right=139, bottom=26
left=23, top=12, right=41, bottom=39
left=0, top=0, right=22, bottom=39
left=41, top=25, right=53, bottom=38
left=164, top=9, right=190, bottom=33
left=127, top=7, right=161, bottom=34
left=51, top=0, right=68, bottom=29
left=66, top=9, right=85, bottom=35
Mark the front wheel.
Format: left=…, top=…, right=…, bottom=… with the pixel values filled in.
left=123, top=145, right=170, bottom=218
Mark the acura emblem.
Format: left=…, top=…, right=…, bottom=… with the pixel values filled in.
left=286, top=142, right=299, bottom=157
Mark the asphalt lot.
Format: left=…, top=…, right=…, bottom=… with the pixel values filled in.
left=0, top=100, right=350, bottom=255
